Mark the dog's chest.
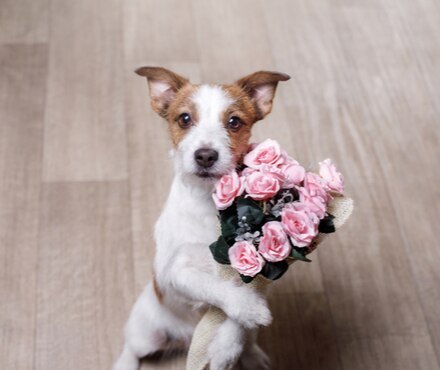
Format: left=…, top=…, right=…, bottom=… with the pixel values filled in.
left=155, top=177, right=220, bottom=258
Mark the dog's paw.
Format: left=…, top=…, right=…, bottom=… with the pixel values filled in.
left=239, top=344, right=271, bottom=370
left=224, top=289, right=272, bottom=329
left=208, top=319, right=244, bottom=370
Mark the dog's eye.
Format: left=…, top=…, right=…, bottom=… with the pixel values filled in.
left=227, top=116, right=242, bottom=131
left=178, top=113, right=192, bottom=128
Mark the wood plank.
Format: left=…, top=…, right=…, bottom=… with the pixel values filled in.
left=34, top=181, right=134, bottom=370
left=123, top=0, right=200, bottom=66
left=0, top=43, right=47, bottom=370
left=0, top=0, right=48, bottom=44
left=329, top=3, right=440, bottom=362
left=191, top=0, right=275, bottom=81
left=261, top=293, right=341, bottom=370
left=43, top=0, right=127, bottom=182
left=340, top=335, right=440, bottom=370
left=351, top=3, right=440, bottom=361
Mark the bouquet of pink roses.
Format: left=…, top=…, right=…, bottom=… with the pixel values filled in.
left=187, top=139, right=352, bottom=370
left=210, top=138, right=345, bottom=283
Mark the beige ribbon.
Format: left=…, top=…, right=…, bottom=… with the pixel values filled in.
left=186, top=195, right=354, bottom=370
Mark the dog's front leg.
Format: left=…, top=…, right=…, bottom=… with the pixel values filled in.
left=208, top=320, right=271, bottom=370
left=208, top=317, right=246, bottom=370
left=170, top=265, right=272, bottom=329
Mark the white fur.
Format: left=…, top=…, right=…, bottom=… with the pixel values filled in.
left=174, top=85, right=235, bottom=178
left=113, top=85, right=271, bottom=370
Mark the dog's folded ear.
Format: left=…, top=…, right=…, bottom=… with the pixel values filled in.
left=135, top=66, right=189, bottom=118
left=235, top=71, right=290, bottom=121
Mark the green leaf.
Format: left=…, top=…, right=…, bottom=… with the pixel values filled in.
left=219, top=207, right=239, bottom=244
left=240, top=274, right=254, bottom=284
left=209, top=236, right=231, bottom=264
left=220, top=219, right=236, bottom=243
left=236, top=197, right=265, bottom=227
left=319, top=214, right=336, bottom=233
left=290, top=247, right=312, bottom=262
left=261, top=260, right=289, bottom=280
left=219, top=201, right=238, bottom=221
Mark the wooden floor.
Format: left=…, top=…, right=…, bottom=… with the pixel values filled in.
left=1, top=0, right=439, bottom=369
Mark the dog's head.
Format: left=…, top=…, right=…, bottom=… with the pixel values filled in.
left=136, top=66, right=290, bottom=180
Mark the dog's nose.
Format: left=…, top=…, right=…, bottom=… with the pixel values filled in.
left=194, top=148, right=219, bottom=168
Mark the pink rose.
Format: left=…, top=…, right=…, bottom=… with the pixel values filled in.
left=297, top=186, right=327, bottom=219
left=244, top=171, right=281, bottom=201
left=240, top=166, right=257, bottom=177
left=319, top=158, right=344, bottom=193
left=259, top=165, right=285, bottom=183
left=212, top=171, right=244, bottom=210
left=246, top=163, right=302, bottom=191
left=243, top=139, right=284, bottom=169
left=259, top=221, right=291, bottom=262
left=279, top=161, right=305, bottom=188
left=228, top=241, right=265, bottom=277
left=303, top=172, right=330, bottom=202
left=281, top=202, right=319, bottom=248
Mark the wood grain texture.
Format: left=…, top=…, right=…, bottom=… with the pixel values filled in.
left=1, top=0, right=440, bottom=369
left=0, top=0, right=48, bottom=44
left=192, top=0, right=274, bottom=81
left=123, top=0, right=200, bottom=66
left=35, top=182, right=133, bottom=370
left=42, top=0, right=127, bottom=182
left=340, top=335, right=439, bottom=370
left=0, top=44, right=47, bottom=370
left=261, top=292, right=342, bottom=369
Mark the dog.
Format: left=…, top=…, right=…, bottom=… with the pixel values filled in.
left=113, top=67, right=290, bottom=370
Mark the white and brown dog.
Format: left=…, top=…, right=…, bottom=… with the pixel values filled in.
left=113, top=67, right=290, bottom=370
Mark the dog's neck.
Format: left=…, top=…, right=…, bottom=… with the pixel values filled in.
left=167, top=168, right=217, bottom=215
left=160, top=171, right=219, bottom=241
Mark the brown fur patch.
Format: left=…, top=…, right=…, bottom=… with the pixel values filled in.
left=235, top=70, right=290, bottom=120
left=221, top=84, right=258, bottom=162
left=135, top=66, right=189, bottom=118
left=165, top=84, right=200, bottom=146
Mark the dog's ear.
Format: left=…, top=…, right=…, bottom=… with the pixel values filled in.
left=235, top=71, right=290, bottom=120
left=135, top=66, right=189, bottom=118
